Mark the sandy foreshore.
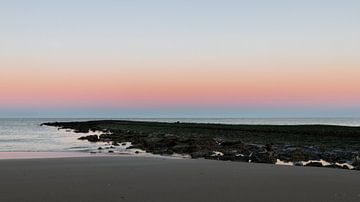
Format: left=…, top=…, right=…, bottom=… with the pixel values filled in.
left=0, top=151, right=99, bottom=159
left=0, top=156, right=359, bottom=202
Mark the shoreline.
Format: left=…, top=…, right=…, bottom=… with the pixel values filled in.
left=0, top=151, right=189, bottom=160
left=0, top=151, right=108, bottom=160
left=0, top=156, right=359, bottom=202
left=42, top=120, right=360, bottom=170
left=0, top=151, right=355, bottom=170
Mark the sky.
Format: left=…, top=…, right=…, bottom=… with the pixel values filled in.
left=1, top=0, right=360, bottom=118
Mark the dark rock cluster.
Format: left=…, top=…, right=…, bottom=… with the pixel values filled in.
left=42, top=120, right=360, bottom=170
left=72, top=130, right=359, bottom=169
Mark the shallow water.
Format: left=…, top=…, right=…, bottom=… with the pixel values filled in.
left=0, top=118, right=111, bottom=152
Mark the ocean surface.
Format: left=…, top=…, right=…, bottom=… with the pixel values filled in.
left=0, top=118, right=360, bottom=152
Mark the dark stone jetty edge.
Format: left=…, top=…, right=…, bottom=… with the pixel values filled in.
left=42, top=120, right=360, bottom=170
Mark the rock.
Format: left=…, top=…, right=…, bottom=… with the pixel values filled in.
left=164, top=134, right=176, bottom=138
left=127, top=144, right=142, bottom=150
left=220, top=140, right=244, bottom=147
left=352, top=155, right=360, bottom=170
left=74, top=128, right=90, bottom=133
left=265, top=144, right=273, bottom=151
left=165, top=149, right=174, bottom=155
left=217, top=151, right=248, bottom=162
left=275, top=153, right=292, bottom=162
left=219, top=155, right=248, bottom=162
left=43, top=120, right=360, bottom=171
left=321, top=153, right=341, bottom=163
left=294, top=161, right=304, bottom=166
left=151, top=148, right=174, bottom=155
left=99, top=137, right=112, bottom=142
left=179, top=137, right=196, bottom=144
left=172, top=144, right=194, bottom=154
left=325, top=164, right=345, bottom=169
left=250, top=152, right=277, bottom=164
left=353, top=166, right=360, bottom=170
left=342, top=164, right=351, bottom=170
left=160, top=137, right=178, bottom=148
left=190, top=150, right=212, bottom=159
left=78, top=135, right=99, bottom=142
left=291, top=149, right=310, bottom=162
left=305, top=162, right=323, bottom=167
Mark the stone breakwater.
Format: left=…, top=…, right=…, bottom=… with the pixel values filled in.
left=42, top=120, right=360, bottom=170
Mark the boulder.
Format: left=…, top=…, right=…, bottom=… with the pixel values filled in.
left=112, top=142, right=120, bottom=146
left=190, top=150, right=212, bottom=159
left=78, top=135, right=99, bottom=142
left=342, top=164, right=351, bottom=170
left=250, top=152, right=277, bottom=164
left=305, top=162, right=323, bottom=167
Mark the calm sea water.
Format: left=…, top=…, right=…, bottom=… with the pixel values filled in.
left=0, top=118, right=360, bottom=152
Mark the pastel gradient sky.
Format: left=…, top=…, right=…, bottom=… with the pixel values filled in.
left=1, top=0, right=360, bottom=117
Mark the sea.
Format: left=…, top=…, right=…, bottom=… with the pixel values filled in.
left=0, top=118, right=360, bottom=153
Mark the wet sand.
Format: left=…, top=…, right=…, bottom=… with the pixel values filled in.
left=0, top=151, right=97, bottom=159
left=0, top=156, right=359, bottom=202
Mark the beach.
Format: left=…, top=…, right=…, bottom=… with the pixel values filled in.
left=2, top=0, right=360, bottom=201
left=0, top=155, right=359, bottom=202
